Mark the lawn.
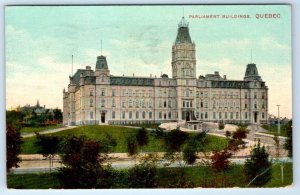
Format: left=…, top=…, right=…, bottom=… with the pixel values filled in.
left=20, top=125, right=228, bottom=154
left=20, top=124, right=63, bottom=134
left=7, top=163, right=293, bottom=189
left=261, top=123, right=290, bottom=137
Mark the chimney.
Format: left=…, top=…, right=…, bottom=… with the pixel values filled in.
left=223, top=75, right=227, bottom=80
left=86, top=66, right=91, bottom=70
left=214, top=71, right=219, bottom=75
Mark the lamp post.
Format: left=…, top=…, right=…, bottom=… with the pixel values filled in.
left=276, top=105, right=280, bottom=134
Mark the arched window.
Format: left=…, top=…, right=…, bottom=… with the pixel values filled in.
left=136, top=111, right=139, bottom=119
left=142, top=111, right=146, bottom=119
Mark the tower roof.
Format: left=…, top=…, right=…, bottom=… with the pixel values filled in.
left=175, top=17, right=192, bottom=44
left=244, top=63, right=262, bottom=81
left=96, top=55, right=108, bottom=70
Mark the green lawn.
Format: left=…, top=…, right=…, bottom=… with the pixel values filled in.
left=20, top=124, right=63, bottom=134
left=7, top=163, right=292, bottom=189
left=261, top=124, right=289, bottom=137
left=128, top=123, right=161, bottom=129
left=21, top=125, right=228, bottom=154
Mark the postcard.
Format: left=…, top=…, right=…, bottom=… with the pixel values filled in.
left=5, top=5, right=292, bottom=189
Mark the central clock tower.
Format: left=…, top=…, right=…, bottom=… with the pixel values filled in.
left=171, top=17, right=196, bottom=79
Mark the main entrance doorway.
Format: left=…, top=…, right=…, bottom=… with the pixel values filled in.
left=254, top=112, right=258, bottom=123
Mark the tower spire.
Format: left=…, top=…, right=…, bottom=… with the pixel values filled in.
left=251, top=49, right=253, bottom=63
left=71, top=54, right=73, bottom=76
left=101, top=40, right=102, bottom=56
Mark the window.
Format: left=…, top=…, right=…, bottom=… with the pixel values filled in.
left=201, top=113, right=203, bottom=119
left=90, top=90, right=94, bottom=96
left=159, top=112, right=162, bottom=119
left=254, top=102, right=257, bottom=109
left=90, top=99, right=93, bottom=107
left=168, top=112, right=171, bottom=119
left=205, top=112, right=208, bottom=119
left=168, top=100, right=171, bottom=108
left=149, top=112, right=152, bottom=119
left=122, top=111, right=125, bottom=119
left=164, top=101, right=167, bottom=108
left=236, top=112, right=239, bottom=119
left=245, top=92, right=248, bottom=99
left=112, top=111, right=115, bottom=119
left=219, top=112, right=222, bottom=119
left=254, top=92, right=257, bottom=99
left=112, top=90, right=116, bottom=96
left=262, top=93, right=265, bottom=99
left=196, top=112, right=199, bottom=119
left=201, top=101, right=203, bottom=108
left=213, top=112, right=216, bottom=119
left=149, top=100, right=152, bottom=108
left=129, top=111, right=132, bottom=119
left=122, top=100, right=126, bottom=108
left=262, top=112, right=265, bottom=119
left=90, top=111, right=93, bottom=119
left=101, top=99, right=105, bottom=107
left=129, top=100, right=133, bottom=107
left=142, top=111, right=146, bottom=119
left=230, top=112, right=233, bottom=119
left=164, top=113, right=167, bottom=119
left=245, top=103, right=247, bottom=109
left=159, top=100, right=162, bottom=108
left=225, top=112, right=227, bottom=119
left=136, top=111, right=139, bottom=119
left=112, top=99, right=116, bottom=107
left=101, top=89, right=105, bottom=96
left=262, top=102, right=265, bottom=109
left=183, top=101, right=185, bottom=107
left=245, top=112, right=248, bottom=119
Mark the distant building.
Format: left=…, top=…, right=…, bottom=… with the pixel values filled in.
left=63, top=17, right=268, bottom=126
left=20, top=100, right=52, bottom=116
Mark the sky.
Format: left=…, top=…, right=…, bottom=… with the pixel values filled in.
left=5, top=5, right=292, bottom=118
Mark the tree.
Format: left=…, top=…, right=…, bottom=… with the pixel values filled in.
left=6, top=110, right=23, bottom=172
left=136, top=127, right=149, bottom=148
left=183, top=144, right=197, bottom=165
left=6, top=123, right=22, bottom=172
left=127, top=162, right=158, bottom=188
left=58, top=136, right=114, bottom=188
left=126, top=136, right=138, bottom=156
left=164, top=129, right=188, bottom=152
left=284, top=120, right=292, bottom=158
left=53, top=108, right=63, bottom=123
left=244, top=142, right=272, bottom=186
left=35, top=133, right=61, bottom=172
left=211, top=149, right=232, bottom=172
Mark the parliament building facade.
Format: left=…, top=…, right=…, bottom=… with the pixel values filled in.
left=63, top=17, right=268, bottom=126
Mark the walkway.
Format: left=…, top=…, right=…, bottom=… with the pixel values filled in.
left=21, top=126, right=77, bottom=138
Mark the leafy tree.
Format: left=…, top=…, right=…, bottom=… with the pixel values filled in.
left=183, top=144, right=197, bottom=164
left=58, top=136, right=114, bottom=188
left=6, top=123, right=22, bottom=172
left=211, top=149, right=232, bottom=172
left=35, top=133, right=61, bottom=171
left=244, top=142, right=272, bottom=186
left=284, top=120, right=292, bottom=158
left=126, top=136, right=138, bottom=156
left=151, top=127, right=165, bottom=138
left=164, top=129, right=188, bottom=152
left=136, top=127, right=149, bottom=148
left=218, top=122, right=225, bottom=130
left=127, top=162, right=158, bottom=188
left=53, top=108, right=63, bottom=123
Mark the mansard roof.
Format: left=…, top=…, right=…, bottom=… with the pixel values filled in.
left=110, top=76, right=154, bottom=86
left=175, top=17, right=192, bottom=44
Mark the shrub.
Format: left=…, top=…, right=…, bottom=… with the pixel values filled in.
left=211, top=150, right=232, bottom=172
left=244, top=142, right=272, bottom=186
left=127, top=163, right=157, bottom=188
left=218, top=122, right=225, bottom=130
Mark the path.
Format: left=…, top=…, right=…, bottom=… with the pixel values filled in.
left=21, top=126, right=77, bottom=138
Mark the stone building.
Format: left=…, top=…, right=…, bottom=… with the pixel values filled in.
left=63, top=17, right=268, bottom=126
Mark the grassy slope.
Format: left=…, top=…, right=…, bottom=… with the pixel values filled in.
left=20, top=124, right=63, bottom=134
left=7, top=163, right=292, bottom=189
left=261, top=124, right=288, bottom=137
left=21, top=125, right=228, bottom=154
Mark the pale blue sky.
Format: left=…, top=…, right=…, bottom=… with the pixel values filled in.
left=5, top=5, right=292, bottom=118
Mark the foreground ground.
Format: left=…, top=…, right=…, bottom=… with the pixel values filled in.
left=7, top=163, right=292, bottom=189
